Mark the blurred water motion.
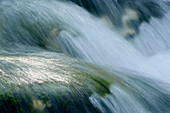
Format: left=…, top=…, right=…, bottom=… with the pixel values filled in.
left=0, top=0, right=170, bottom=113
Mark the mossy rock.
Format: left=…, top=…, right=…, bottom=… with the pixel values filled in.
left=0, top=52, right=120, bottom=113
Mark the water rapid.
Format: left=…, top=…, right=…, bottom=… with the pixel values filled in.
left=0, top=0, right=170, bottom=113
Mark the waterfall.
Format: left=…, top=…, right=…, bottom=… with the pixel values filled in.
left=0, top=0, right=170, bottom=113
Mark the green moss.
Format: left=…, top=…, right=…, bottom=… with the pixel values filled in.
left=0, top=54, right=119, bottom=112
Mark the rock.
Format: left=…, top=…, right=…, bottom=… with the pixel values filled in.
left=49, top=28, right=61, bottom=37
left=0, top=53, right=115, bottom=113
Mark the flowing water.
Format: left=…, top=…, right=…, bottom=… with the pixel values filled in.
left=0, top=0, right=170, bottom=113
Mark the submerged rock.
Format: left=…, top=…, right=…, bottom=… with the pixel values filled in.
left=67, top=0, right=167, bottom=37
left=49, top=28, right=61, bottom=37
left=0, top=52, right=170, bottom=113
left=0, top=52, right=114, bottom=113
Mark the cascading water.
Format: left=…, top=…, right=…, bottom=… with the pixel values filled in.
left=0, top=0, right=170, bottom=113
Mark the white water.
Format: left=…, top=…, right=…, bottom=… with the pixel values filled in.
left=129, top=10, right=170, bottom=83
left=1, top=0, right=170, bottom=112
left=49, top=1, right=170, bottom=112
left=1, top=0, right=168, bottom=82
left=49, top=1, right=170, bottom=83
